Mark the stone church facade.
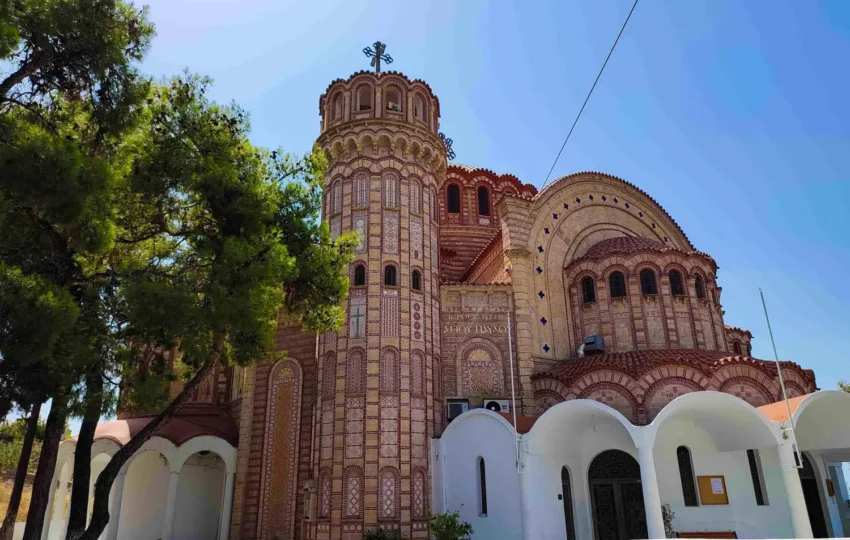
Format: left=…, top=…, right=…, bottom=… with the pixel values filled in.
left=217, top=68, right=817, bottom=539
left=49, top=67, right=823, bottom=540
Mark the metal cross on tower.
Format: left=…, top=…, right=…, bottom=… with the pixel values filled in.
left=363, top=41, right=393, bottom=73
left=439, top=132, right=456, bottom=161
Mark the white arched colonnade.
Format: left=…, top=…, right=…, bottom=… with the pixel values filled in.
left=434, top=390, right=850, bottom=539
left=41, top=434, right=236, bottom=540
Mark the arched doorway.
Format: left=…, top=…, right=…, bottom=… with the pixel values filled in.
left=561, top=466, right=576, bottom=540
left=173, top=450, right=226, bottom=540
left=799, top=452, right=829, bottom=538
left=588, top=449, right=647, bottom=540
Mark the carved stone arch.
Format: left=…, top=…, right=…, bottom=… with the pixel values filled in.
left=711, top=363, right=776, bottom=392
left=258, top=358, right=304, bottom=539
left=780, top=368, right=811, bottom=396
left=642, top=376, right=704, bottom=422
left=631, top=257, right=665, bottom=278
left=577, top=381, right=639, bottom=424
left=636, top=364, right=710, bottom=395
left=662, top=260, right=691, bottom=279
left=783, top=380, right=807, bottom=399
left=534, top=389, right=565, bottom=415
left=572, top=369, right=642, bottom=399
left=342, top=465, right=364, bottom=520
left=532, top=377, right=571, bottom=399
left=455, top=337, right=504, bottom=397
left=716, top=376, right=775, bottom=407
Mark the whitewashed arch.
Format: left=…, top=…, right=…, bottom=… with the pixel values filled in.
left=649, top=390, right=780, bottom=451
left=119, top=435, right=177, bottom=474
left=790, top=390, right=850, bottom=453
left=526, top=398, right=640, bottom=452
left=172, top=435, right=237, bottom=474
left=440, top=407, right=517, bottom=440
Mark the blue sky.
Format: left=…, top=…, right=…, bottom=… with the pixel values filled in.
left=134, top=0, right=850, bottom=390
left=13, top=0, right=850, bottom=473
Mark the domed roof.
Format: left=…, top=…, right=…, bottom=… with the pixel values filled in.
left=583, top=236, right=667, bottom=260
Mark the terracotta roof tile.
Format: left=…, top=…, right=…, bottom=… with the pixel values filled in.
left=533, top=348, right=814, bottom=385
left=84, top=404, right=238, bottom=447
left=568, top=235, right=717, bottom=269
left=725, top=325, right=753, bottom=337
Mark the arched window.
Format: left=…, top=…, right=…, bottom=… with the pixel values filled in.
left=446, top=184, right=461, bottom=214
left=640, top=269, right=658, bottom=295
left=581, top=277, right=596, bottom=303
left=669, top=270, right=684, bottom=296
left=733, top=341, right=742, bottom=355
left=747, top=449, right=768, bottom=506
left=384, top=265, right=397, bottom=286
left=346, top=349, right=365, bottom=393
left=414, top=94, right=425, bottom=121
left=357, top=85, right=372, bottom=111
left=477, top=186, right=490, bottom=216
left=380, top=468, right=399, bottom=519
left=353, top=264, right=366, bottom=287
left=477, top=457, right=488, bottom=516
left=383, top=173, right=399, bottom=207
left=354, top=172, right=368, bottom=207
left=609, top=271, right=627, bottom=298
left=331, top=180, right=342, bottom=213
left=332, top=93, right=343, bottom=120
left=412, top=270, right=422, bottom=290
left=410, top=179, right=422, bottom=213
left=386, top=86, right=401, bottom=112
left=561, top=467, right=576, bottom=540
left=380, top=349, right=398, bottom=393
left=694, top=275, right=705, bottom=299
left=677, top=446, right=699, bottom=507
left=343, top=467, right=363, bottom=519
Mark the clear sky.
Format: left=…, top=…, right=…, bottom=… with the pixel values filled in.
left=133, top=0, right=850, bottom=389
left=15, top=0, right=850, bottom=479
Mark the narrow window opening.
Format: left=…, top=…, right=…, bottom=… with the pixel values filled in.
left=354, top=265, right=366, bottom=287
left=609, top=271, right=627, bottom=298
left=695, top=275, right=705, bottom=299
left=477, top=457, right=488, bottom=516
left=561, top=466, right=576, bottom=540
left=669, top=270, right=684, bottom=296
left=677, top=446, right=699, bottom=507
left=414, top=94, right=425, bottom=120
left=357, top=86, right=372, bottom=111
left=412, top=270, right=422, bottom=291
left=747, top=449, right=768, bottom=505
left=733, top=341, right=742, bottom=355
left=384, top=265, right=397, bottom=287
left=477, top=186, right=490, bottom=216
left=332, top=94, right=343, bottom=120
left=447, top=184, right=461, bottom=214
left=386, top=87, right=401, bottom=112
left=581, top=277, right=596, bottom=303
left=640, top=269, right=658, bottom=295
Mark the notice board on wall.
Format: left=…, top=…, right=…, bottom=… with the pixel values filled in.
left=697, top=475, right=729, bottom=505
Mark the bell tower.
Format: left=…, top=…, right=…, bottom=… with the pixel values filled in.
left=312, top=46, right=446, bottom=539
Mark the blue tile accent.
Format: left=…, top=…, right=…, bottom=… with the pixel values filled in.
left=536, top=266, right=543, bottom=274
left=538, top=290, right=545, bottom=299
left=543, top=344, right=550, bottom=353
left=537, top=245, right=544, bottom=253
left=540, top=317, right=547, bottom=325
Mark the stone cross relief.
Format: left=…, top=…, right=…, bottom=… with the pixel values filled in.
left=352, top=305, right=364, bottom=338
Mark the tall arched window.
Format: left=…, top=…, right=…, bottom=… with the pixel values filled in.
left=331, top=180, right=342, bottom=213
left=332, top=93, right=343, bottom=120
left=384, top=265, right=397, bottom=286
left=669, top=269, right=684, bottom=296
left=346, top=349, right=365, bottom=393
left=694, top=275, right=705, bottom=299
left=561, top=467, right=576, bottom=540
left=380, top=349, right=398, bottom=393
left=357, top=85, right=372, bottom=111
left=414, top=94, right=425, bottom=121
left=386, top=86, right=401, bottom=112
left=411, top=269, right=422, bottom=290
left=353, top=264, right=366, bottom=287
left=609, top=271, right=627, bottom=298
left=677, top=446, right=699, bottom=507
left=640, top=269, right=658, bottom=295
left=477, top=186, right=490, bottom=216
left=733, top=341, right=742, bottom=355
left=383, top=173, right=399, bottom=207
left=411, top=179, right=422, bottom=213
left=581, top=276, right=596, bottom=303
left=446, top=184, right=461, bottom=214
left=477, top=457, right=488, bottom=516
left=354, top=172, right=368, bottom=207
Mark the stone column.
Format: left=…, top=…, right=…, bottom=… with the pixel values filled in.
left=637, top=440, right=665, bottom=539
left=778, top=444, right=814, bottom=538
left=161, top=471, right=180, bottom=540
left=105, top=472, right=127, bottom=540
left=218, top=472, right=235, bottom=540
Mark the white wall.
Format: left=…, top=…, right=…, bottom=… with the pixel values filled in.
left=117, top=450, right=170, bottom=540
left=524, top=423, right=636, bottom=540
left=172, top=453, right=225, bottom=540
left=654, top=418, right=794, bottom=539
left=831, top=463, right=850, bottom=536
left=439, top=412, right=523, bottom=540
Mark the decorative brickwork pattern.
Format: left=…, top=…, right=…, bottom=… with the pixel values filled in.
left=258, top=359, right=302, bottom=540
left=321, top=399, right=334, bottom=461
left=319, top=468, right=332, bottom=519
left=411, top=294, right=424, bottom=342
left=346, top=348, right=366, bottom=393
left=379, top=468, right=400, bottom=520
left=332, top=180, right=342, bottom=213
left=644, top=378, right=701, bottom=421
left=354, top=171, right=369, bottom=208
left=381, top=289, right=400, bottom=338
left=383, top=172, right=399, bottom=208
left=343, top=466, right=364, bottom=519
left=345, top=396, right=365, bottom=458
left=411, top=396, right=427, bottom=459
left=411, top=350, right=424, bottom=394
left=410, top=178, right=422, bottom=214
left=353, top=210, right=368, bottom=253
left=380, top=395, right=399, bottom=458
left=580, top=383, right=638, bottom=424
left=410, top=216, right=423, bottom=260
left=412, top=468, right=426, bottom=519
left=383, top=211, right=399, bottom=254
left=322, top=352, right=336, bottom=400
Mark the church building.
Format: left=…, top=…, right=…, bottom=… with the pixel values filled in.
left=37, top=60, right=850, bottom=540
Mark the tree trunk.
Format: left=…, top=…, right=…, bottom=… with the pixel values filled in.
left=76, top=336, right=223, bottom=540
left=22, top=394, right=69, bottom=540
left=65, top=370, right=104, bottom=539
left=0, top=400, right=43, bottom=540
left=0, top=53, right=46, bottom=100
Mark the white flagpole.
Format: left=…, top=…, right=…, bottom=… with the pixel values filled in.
left=507, top=312, right=520, bottom=470
left=759, top=288, right=803, bottom=468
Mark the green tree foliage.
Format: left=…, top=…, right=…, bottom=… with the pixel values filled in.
left=363, top=528, right=403, bottom=540
left=839, top=381, right=849, bottom=393
left=429, top=511, right=474, bottom=540
left=79, top=74, right=353, bottom=540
